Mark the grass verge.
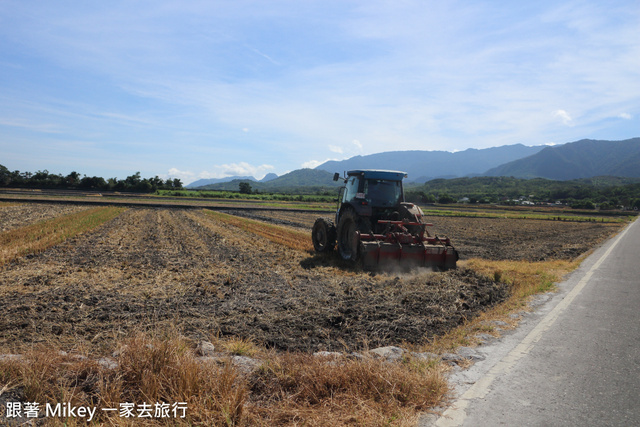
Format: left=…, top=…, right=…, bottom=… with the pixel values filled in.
left=463, top=258, right=581, bottom=301
left=0, top=332, right=448, bottom=426
left=203, top=209, right=313, bottom=253
left=0, top=206, right=126, bottom=266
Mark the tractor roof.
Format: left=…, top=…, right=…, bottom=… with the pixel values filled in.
left=346, top=170, right=407, bottom=181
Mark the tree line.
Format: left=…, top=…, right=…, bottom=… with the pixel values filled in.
left=0, top=165, right=183, bottom=192
left=3, top=164, right=640, bottom=210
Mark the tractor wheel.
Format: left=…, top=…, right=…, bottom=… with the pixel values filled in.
left=312, top=218, right=336, bottom=253
left=337, top=208, right=359, bottom=261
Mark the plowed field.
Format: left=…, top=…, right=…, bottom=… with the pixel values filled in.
left=0, top=202, right=89, bottom=232
left=226, top=209, right=622, bottom=261
left=0, top=203, right=623, bottom=354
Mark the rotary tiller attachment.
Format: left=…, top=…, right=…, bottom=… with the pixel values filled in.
left=357, top=221, right=458, bottom=271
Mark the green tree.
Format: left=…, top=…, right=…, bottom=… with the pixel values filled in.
left=66, top=171, right=81, bottom=187
left=137, top=180, right=153, bottom=192
left=438, top=193, right=456, bottom=204
left=422, top=193, right=436, bottom=203
left=0, top=164, right=10, bottom=186
left=149, top=176, right=164, bottom=191
left=239, top=181, right=252, bottom=194
left=125, top=172, right=142, bottom=188
left=79, top=176, right=107, bottom=190
left=571, top=200, right=595, bottom=209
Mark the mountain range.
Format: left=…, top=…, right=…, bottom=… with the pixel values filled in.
left=484, top=138, right=640, bottom=179
left=315, top=144, right=546, bottom=182
left=186, top=173, right=278, bottom=188
left=192, top=168, right=338, bottom=192
left=190, top=138, right=640, bottom=191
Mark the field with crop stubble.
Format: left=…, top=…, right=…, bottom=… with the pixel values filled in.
left=0, top=203, right=624, bottom=354
left=0, top=202, right=627, bottom=425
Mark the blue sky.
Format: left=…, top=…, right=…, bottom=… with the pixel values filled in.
left=1, top=0, right=638, bottom=184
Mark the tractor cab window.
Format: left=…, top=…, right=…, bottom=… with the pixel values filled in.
left=342, top=176, right=361, bottom=203
left=364, top=179, right=402, bottom=207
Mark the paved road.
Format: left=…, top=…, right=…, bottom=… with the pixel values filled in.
left=422, top=217, right=640, bottom=426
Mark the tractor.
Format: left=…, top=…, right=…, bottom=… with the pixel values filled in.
left=312, top=169, right=458, bottom=270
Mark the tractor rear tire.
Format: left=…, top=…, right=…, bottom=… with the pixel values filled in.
left=337, top=209, right=359, bottom=261
left=312, top=218, right=336, bottom=253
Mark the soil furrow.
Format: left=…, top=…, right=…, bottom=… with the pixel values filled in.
left=0, top=207, right=509, bottom=354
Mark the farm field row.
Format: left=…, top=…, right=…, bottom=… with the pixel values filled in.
left=0, top=189, right=335, bottom=211
left=0, top=205, right=505, bottom=355
left=0, top=203, right=624, bottom=355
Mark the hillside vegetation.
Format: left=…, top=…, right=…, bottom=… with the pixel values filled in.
left=406, top=176, right=640, bottom=209
left=484, top=138, right=640, bottom=179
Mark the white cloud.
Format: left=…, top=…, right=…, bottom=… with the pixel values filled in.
left=166, top=163, right=274, bottom=184
left=301, top=159, right=324, bottom=169
left=165, top=168, right=196, bottom=183
left=618, top=113, right=632, bottom=120
left=554, top=110, right=574, bottom=126
left=208, top=162, right=274, bottom=179
left=352, top=139, right=363, bottom=150
left=328, top=145, right=343, bottom=154
left=301, top=158, right=337, bottom=169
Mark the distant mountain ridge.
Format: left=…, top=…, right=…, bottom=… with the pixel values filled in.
left=187, top=173, right=278, bottom=188
left=315, top=144, right=546, bottom=182
left=484, top=138, right=640, bottom=180
left=194, top=169, right=338, bottom=192
left=189, top=138, right=640, bottom=192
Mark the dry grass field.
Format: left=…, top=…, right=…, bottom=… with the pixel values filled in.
left=0, top=202, right=626, bottom=425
